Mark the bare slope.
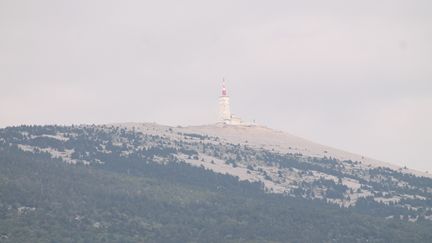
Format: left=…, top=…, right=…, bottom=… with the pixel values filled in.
left=117, top=122, right=429, bottom=178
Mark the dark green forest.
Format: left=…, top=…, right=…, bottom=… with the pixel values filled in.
left=0, top=146, right=431, bottom=242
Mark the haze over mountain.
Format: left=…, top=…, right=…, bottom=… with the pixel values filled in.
left=1, top=0, right=431, bottom=172
left=1, top=0, right=432, bottom=242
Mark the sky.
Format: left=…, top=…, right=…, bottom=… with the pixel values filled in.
left=0, top=0, right=431, bottom=172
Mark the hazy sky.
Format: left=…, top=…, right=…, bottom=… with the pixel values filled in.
left=1, top=0, right=431, bottom=171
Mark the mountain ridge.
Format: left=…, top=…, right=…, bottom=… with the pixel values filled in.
left=113, top=122, right=430, bottom=178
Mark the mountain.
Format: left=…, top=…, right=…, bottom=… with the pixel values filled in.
left=0, top=123, right=431, bottom=242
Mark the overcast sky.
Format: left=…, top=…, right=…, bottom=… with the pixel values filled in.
left=1, top=0, right=431, bottom=171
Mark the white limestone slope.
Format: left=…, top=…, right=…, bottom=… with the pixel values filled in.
left=178, top=124, right=430, bottom=178
left=113, top=122, right=430, bottom=178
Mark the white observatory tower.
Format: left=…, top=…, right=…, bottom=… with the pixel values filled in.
left=218, top=79, right=245, bottom=125
left=219, top=80, right=232, bottom=122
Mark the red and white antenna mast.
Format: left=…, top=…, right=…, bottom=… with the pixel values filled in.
left=222, top=78, right=227, bottom=96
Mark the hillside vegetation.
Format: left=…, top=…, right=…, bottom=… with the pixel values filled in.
left=1, top=125, right=432, bottom=242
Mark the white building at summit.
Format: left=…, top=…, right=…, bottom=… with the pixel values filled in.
left=218, top=80, right=244, bottom=125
